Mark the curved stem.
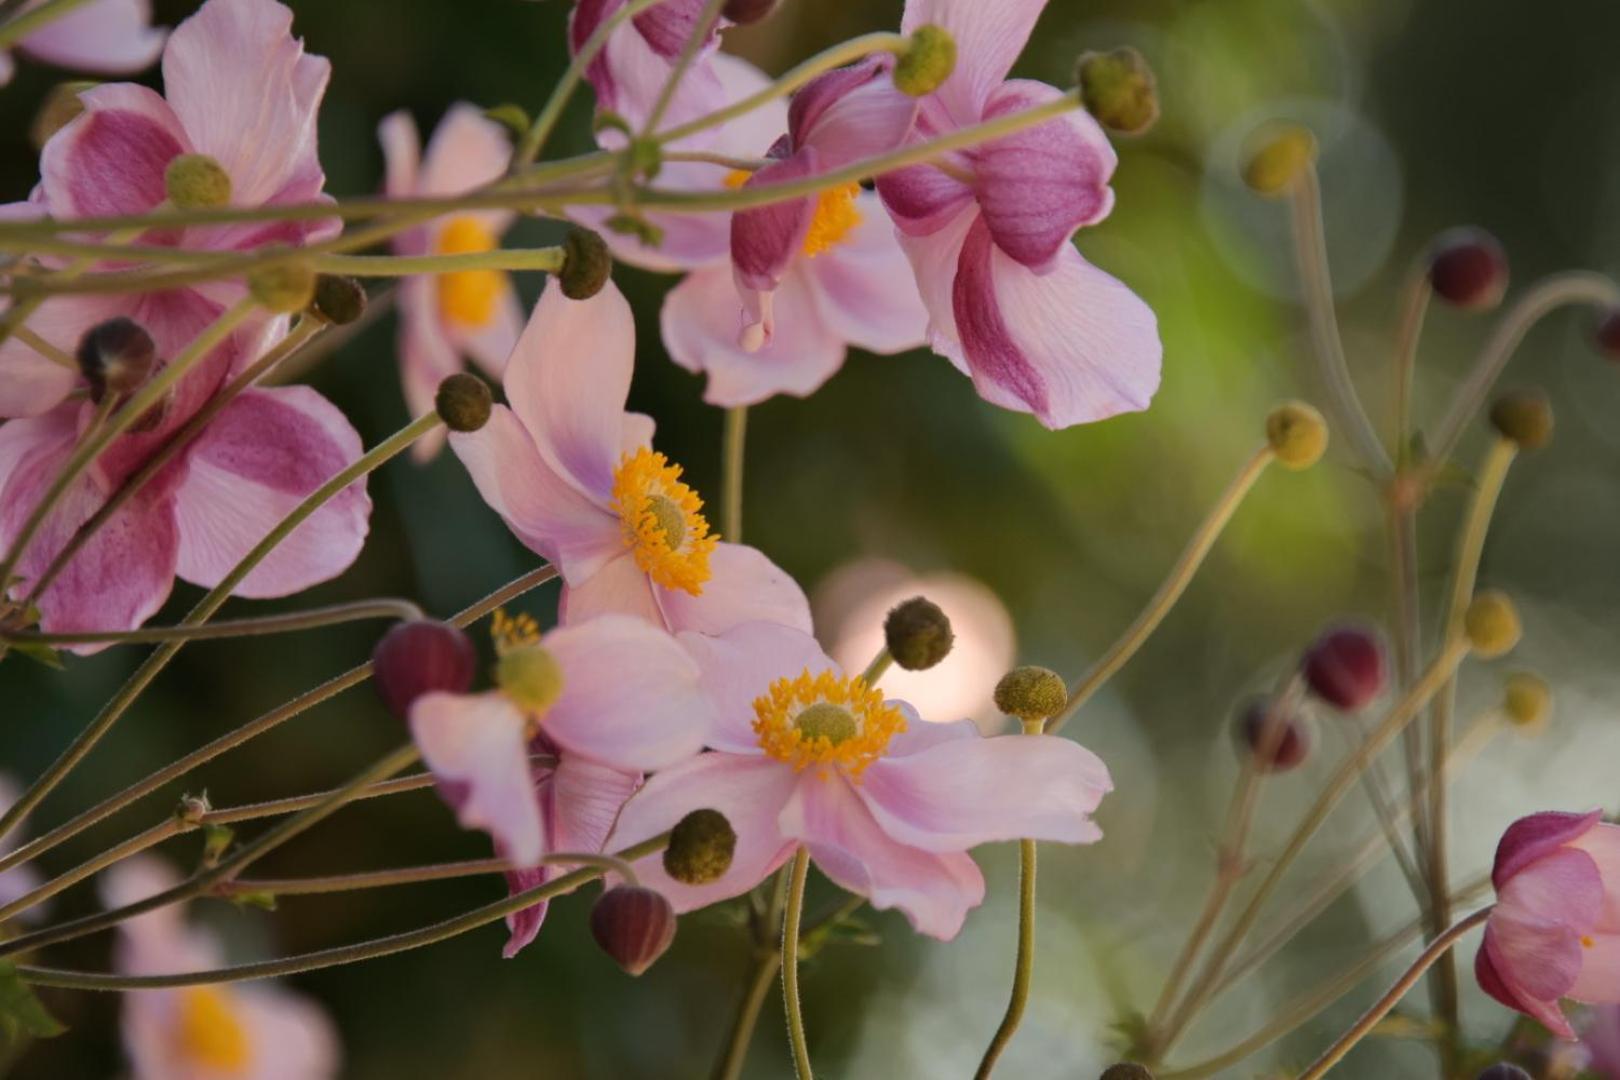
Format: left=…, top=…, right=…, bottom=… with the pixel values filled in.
left=781, top=847, right=814, bottom=1079
left=311, top=247, right=564, bottom=277
left=721, top=405, right=748, bottom=543
left=15, top=834, right=672, bottom=990
left=220, top=846, right=627, bottom=898
left=975, top=835, right=1038, bottom=1078
left=1295, top=907, right=1493, bottom=1080
left=1390, top=263, right=1431, bottom=459
left=1048, top=446, right=1274, bottom=734
left=713, top=948, right=782, bottom=1080
left=2, top=598, right=424, bottom=646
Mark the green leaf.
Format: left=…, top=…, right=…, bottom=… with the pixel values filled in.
left=0, top=961, right=65, bottom=1050
left=8, top=640, right=62, bottom=670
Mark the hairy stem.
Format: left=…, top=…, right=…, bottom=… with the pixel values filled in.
left=311, top=247, right=565, bottom=277
left=2, top=598, right=424, bottom=646
left=782, top=847, right=814, bottom=1079
left=975, top=833, right=1038, bottom=1078
left=722, top=405, right=748, bottom=543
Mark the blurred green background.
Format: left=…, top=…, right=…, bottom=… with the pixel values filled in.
left=4, top=0, right=1620, bottom=1075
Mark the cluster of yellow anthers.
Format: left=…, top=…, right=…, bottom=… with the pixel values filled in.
left=175, top=987, right=251, bottom=1072
left=611, top=447, right=717, bottom=595
left=753, top=669, right=907, bottom=777
left=433, top=216, right=503, bottom=328
left=723, top=171, right=862, bottom=258
left=491, top=608, right=541, bottom=655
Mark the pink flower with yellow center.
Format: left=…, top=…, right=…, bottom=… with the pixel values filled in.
left=104, top=856, right=339, bottom=1079
left=0, top=0, right=165, bottom=87
left=448, top=276, right=811, bottom=636
left=607, top=622, right=1112, bottom=939
left=378, top=104, right=523, bottom=461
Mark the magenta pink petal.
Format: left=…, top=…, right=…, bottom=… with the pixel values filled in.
left=877, top=161, right=975, bottom=239
left=40, top=83, right=187, bottom=219
left=0, top=293, right=128, bottom=417
left=900, top=0, right=1048, bottom=125
left=1494, top=810, right=1605, bottom=890
left=653, top=542, right=814, bottom=638
left=730, top=147, right=821, bottom=295
left=790, top=60, right=917, bottom=168
left=410, top=691, right=543, bottom=867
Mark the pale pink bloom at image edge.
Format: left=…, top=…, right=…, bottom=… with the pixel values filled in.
left=0, top=0, right=165, bottom=86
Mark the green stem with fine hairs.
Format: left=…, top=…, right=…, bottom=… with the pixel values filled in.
left=721, top=405, right=747, bottom=543
left=975, top=721, right=1042, bottom=1077
left=219, top=846, right=634, bottom=899
left=1, top=598, right=424, bottom=646
left=311, top=247, right=565, bottom=277
left=782, top=847, right=814, bottom=1079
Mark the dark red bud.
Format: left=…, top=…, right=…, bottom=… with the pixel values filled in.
left=1474, top=1066, right=1531, bottom=1080
left=1594, top=307, right=1620, bottom=359
left=1234, top=696, right=1310, bottom=772
left=371, top=620, right=476, bottom=721
left=1301, top=623, right=1387, bottom=711
left=589, top=885, right=676, bottom=976
left=1428, top=227, right=1507, bottom=311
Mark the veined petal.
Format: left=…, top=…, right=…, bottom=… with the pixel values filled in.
left=802, top=193, right=930, bottom=355
left=40, top=82, right=187, bottom=219
left=676, top=621, right=835, bottom=753
left=876, top=160, right=975, bottom=239
left=791, top=60, right=917, bottom=169
left=558, top=551, right=664, bottom=628
left=411, top=691, right=543, bottom=866
left=730, top=147, right=820, bottom=295
left=654, top=541, right=814, bottom=638
left=900, top=0, right=1048, bottom=125
left=1477, top=932, right=1577, bottom=1040
left=0, top=293, right=128, bottom=417
left=1494, top=810, right=1604, bottom=891
left=21, top=0, right=166, bottom=76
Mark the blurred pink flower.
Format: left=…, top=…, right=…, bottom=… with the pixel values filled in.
left=1585, top=1005, right=1620, bottom=1076
left=1477, top=810, right=1620, bottom=1039
left=409, top=614, right=714, bottom=956
left=570, top=0, right=729, bottom=133
left=608, top=622, right=1111, bottom=939
left=874, top=0, right=1161, bottom=429
left=448, top=277, right=810, bottom=636
left=104, top=856, right=339, bottom=1079
left=0, top=0, right=165, bottom=87
left=1, top=0, right=336, bottom=418
left=378, top=104, right=521, bottom=461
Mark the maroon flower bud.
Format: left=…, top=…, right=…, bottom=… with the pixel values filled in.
left=1301, top=623, right=1387, bottom=711
left=1427, top=227, right=1507, bottom=311
left=589, top=885, right=677, bottom=976
left=371, top=620, right=476, bottom=721
left=76, top=317, right=156, bottom=403
left=1594, top=307, right=1620, bottom=359
left=1234, top=696, right=1310, bottom=772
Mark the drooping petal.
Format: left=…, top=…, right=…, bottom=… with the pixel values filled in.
left=779, top=770, right=986, bottom=940
left=0, top=292, right=128, bottom=417
left=558, top=550, right=663, bottom=627
left=730, top=146, right=820, bottom=296
left=1496, top=845, right=1605, bottom=938
left=654, top=542, right=813, bottom=639
left=859, top=732, right=1110, bottom=852
left=1494, top=810, right=1604, bottom=891
left=1477, top=933, right=1577, bottom=1040
left=608, top=752, right=799, bottom=913
left=676, top=621, right=835, bottom=753
left=900, top=0, right=1048, bottom=124
left=502, top=278, right=636, bottom=504
left=1482, top=920, right=1581, bottom=1039
left=20, top=0, right=166, bottom=76
left=541, top=614, right=714, bottom=772
left=790, top=60, right=917, bottom=169
left=802, top=193, right=930, bottom=355
left=162, top=0, right=329, bottom=206
left=970, top=80, right=1117, bottom=272
left=410, top=691, right=543, bottom=866
left=170, top=386, right=369, bottom=598
left=40, top=82, right=188, bottom=219
left=876, top=160, right=975, bottom=239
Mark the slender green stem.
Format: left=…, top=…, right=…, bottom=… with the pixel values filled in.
left=0, top=565, right=557, bottom=880
left=0, top=0, right=96, bottom=49
left=2, top=598, right=424, bottom=646
left=1295, top=907, right=1493, bottom=1080
left=13, top=325, right=74, bottom=368
left=642, top=0, right=728, bottom=136
left=219, top=847, right=631, bottom=898
left=721, top=405, right=748, bottom=543
left=1048, top=446, right=1275, bottom=734
left=1387, top=495, right=1430, bottom=895
left=713, top=948, right=783, bottom=1080
left=1343, top=715, right=1426, bottom=900
left=781, top=847, right=814, bottom=1079
left=0, top=409, right=442, bottom=850
left=311, top=247, right=565, bottom=277
left=975, top=830, right=1038, bottom=1077
left=666, top=151, right=772, bottom=171
left=1289, top=167, right=1391, bottom=474
left=16, top=834, right=672, bottom=990
left=860, top=648, right=893, bottom=686
left=1390, top=264, right=1431, bottom=460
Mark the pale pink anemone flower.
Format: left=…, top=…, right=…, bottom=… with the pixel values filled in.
left=0, top=0, right=336, bottom=418
left=0, top=317, right=370, bottom=648
left=378, top=104, right=522, bottom=461
left=0, top=0, right=165, bottom=87
left=873, top=0, right=1161, bottom=429
left=409, top=613, right=714, bottom=956
left=103, top=856, right=340, bottom=1079
left=1476, top=810, right=1620, bottom=1039
left=608, top=621, right=1112, bottom=939
left=448, top=276, right=811, bottom=636
left=570, top=0, right=730, bottom=134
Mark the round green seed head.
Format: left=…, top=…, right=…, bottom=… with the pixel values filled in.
left=1266, top=400, right=1328, bottom=469
left=1464, top=590, right=1522, bottom=659
left=894, top=24, right=956, bottom=97
left=1502, top=671, right=1552, bottom=732
left=993, top=666, right=1068, bottom=721
left=560, top=227, right=613, bottom=300
left=165, top=153, right=233, bottom=210
left=663, top=808, right=737, bottom=885
left=794, top=702, right=858, bottom=745
left=248, top=261, right=317, bottom=314
left=495, top=644, right=565, bottom=714
left=1488, top=389, right=1553, bottom=451
left=1076, top=48, right=1159, bottom=135
left=884, top=596, right=954, bottom=671
left=435, top=372, right=493, bottom=433
left=1242, top=124, right=1316, bottom=197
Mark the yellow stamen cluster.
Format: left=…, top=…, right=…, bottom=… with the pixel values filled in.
left=491, top=608, right=541, bottom=656
left=802, top=182, right=862, bottom=257
left=753, top=669, right=906, bottom=776
left=175, top=986, right=251, bottom=1073
left=434, top=216, right=503, bottom=328
left=611, top=448, right=715, bottom=595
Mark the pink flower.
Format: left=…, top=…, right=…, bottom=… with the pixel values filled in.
left=409, top=613, right=714, bottom=956
left=570, top=0, right=729, bottom=133
left=874, top=0, right=1161, bottom=429
left=0, top=0, right=165, bottom=87
left=1, top=0, right=335, bottom=418
left=1476, top=810, right=1620, bottom=1039
left=378, top=104, right=522, bottom=461
left=0, top=315, right=370, bottom=648
left=607, top=622, right=1112, bottom=939
left=103, top=856, right=340, bottom=1079
left=448, top=276, right=811, bottom=636
left=1585, top=1005, right=1620, bottom=1077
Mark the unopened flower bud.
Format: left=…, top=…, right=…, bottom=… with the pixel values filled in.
left=1265, top=400, right=1328, bottom=469
left=31, top=80, right=95, bottom=150
left=164, top=153, right=232, bottom=210
left=723, top=0, right=781, bottom=24
left=1234, top=696, right=1310, bottom=772
left=590, top=884, right=677, bottom=976
left=893, top=24, right=956, bottom=97
left=1502, top=671, right=1552, bottom=732
left=1594, top=308, right=1620, bottom=359
left=663, top=808, right=736, bottom=885
left=1475, top=1065, right=1531, bottom=1080
left=310, top=274, right=367, bottom=326
left=371, top=620, right=476, bottom=721
left=495, top=643, right=565, bottom=714
left=559, top=227, right=612, bottom=300
left=1076, top=48, right=1158, bottom=136
left=993, top=666, right=1068, bottom=723
left=884, top=596, right=953, bottom=671
left=1242, top=124, right=1316, bottom=197
left=1464, top=590, right=1521, bottom=658
left=248, top=261, right=317, bottom=314
left=1488, top=389, right=1553, bottom=450
left=1427, top=227, right=1507, bottom=311
left=76, top=316, right=156, bottom=402
left=1302, top=623, right=1387, bottom=711
left=435, top=372, right=492, bottom=433
left=175, top=792, right=210, bottom=826
left=1099, top=1065, right=1155, bottom=1080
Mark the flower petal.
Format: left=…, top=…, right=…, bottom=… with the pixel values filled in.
left=1572, top=933, right=1620, bottom=1005
left=230, top=985, right=341, bottom=1079
left=731, top=146, right=820, bottom=295
left=0, top=293, right=128, bottom=417
left=397, top=277, right=461, bottom=463
left=779, top=771, right=985, bottom=940
left=654, top=542, right=814, bottom=638
left=558, top=551, right=663, bottom=627
left=411, top=691, right=543, bottom=866
left=170, top=385, right=369, bottom=598
left=1494, top=810, right=1605, bottom=891
left=608, top=752, right=799, bottom=913
left=1482, top=919, right=1581, bottom=1039
left=21, top=0, right=166, bottom=76
left=541, top=614, right=714, bottom=772
left=676, top=621, right=834, bottom=753
left=40, top=82, right=187, bottom=219
left=900, top=0, right=1047, bottom=124
left=790, top=60, right=917, bottom=169
left=802, top=192, right=930, bottom=355
left=418, top=102, right=514, bottom=234
left=377, top=109, right=419, bottom=200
